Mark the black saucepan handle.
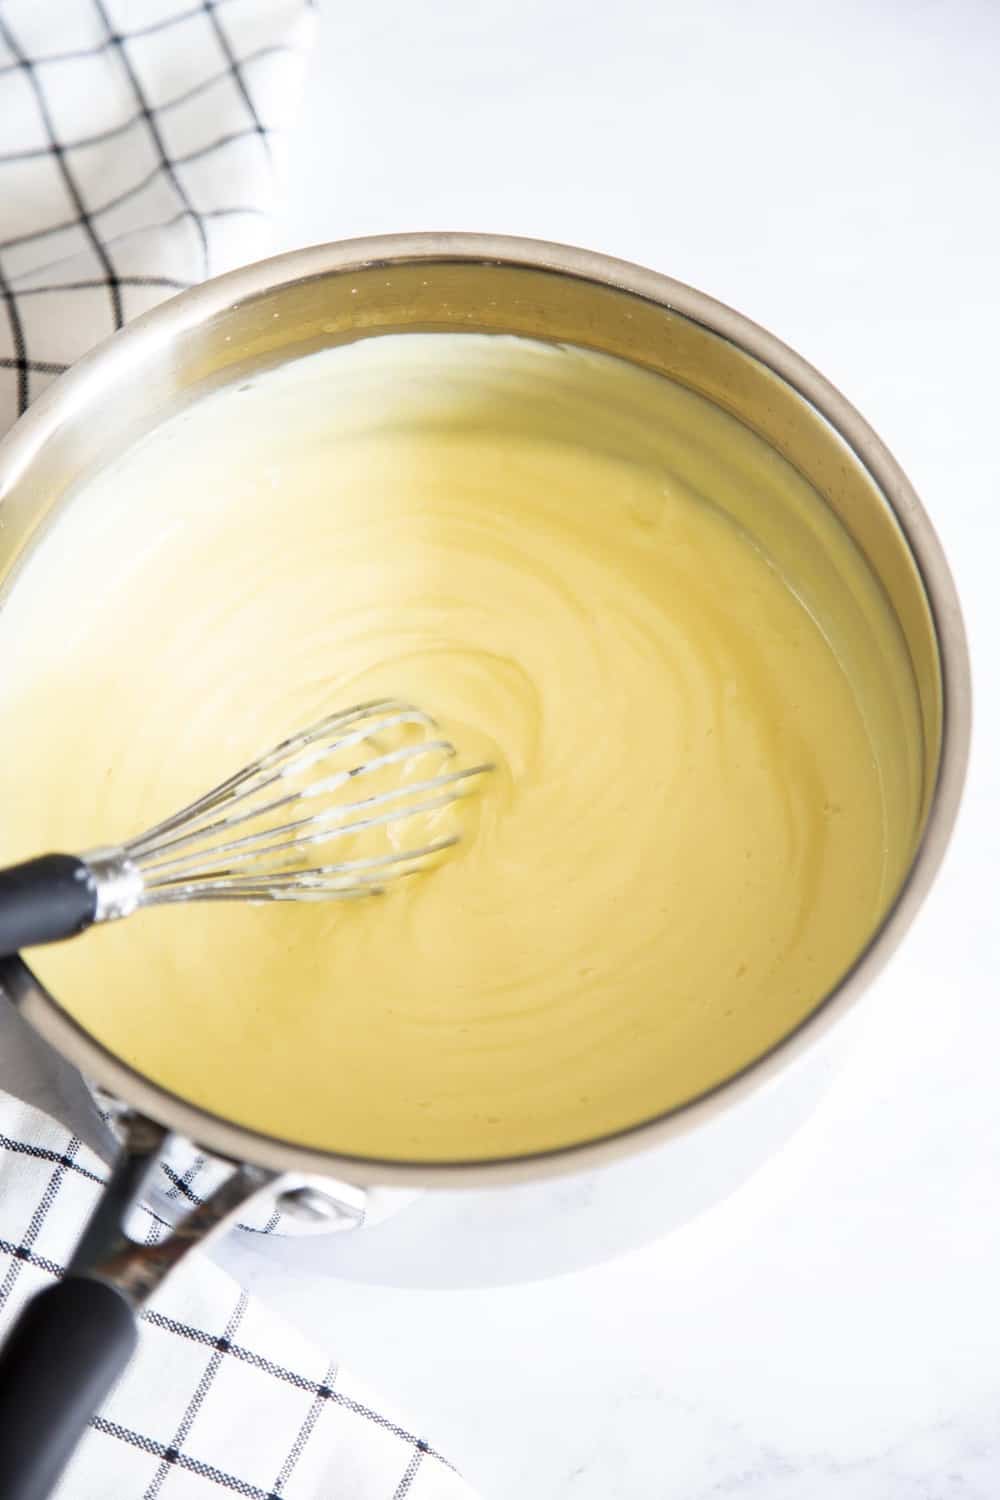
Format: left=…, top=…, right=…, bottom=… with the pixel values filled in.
left=0, top=854, right=98, bottom=957
left=0, top=1276, right=138, bottom=1500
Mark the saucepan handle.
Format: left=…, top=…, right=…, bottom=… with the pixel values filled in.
left=0, top=1276, right=137, bottom=1500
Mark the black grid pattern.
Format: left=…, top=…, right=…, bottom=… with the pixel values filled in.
left=0, top=0, right=316, bottom=426
left=0, top=1096, right=470, bottom=1498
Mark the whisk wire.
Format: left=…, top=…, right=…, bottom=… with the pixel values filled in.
left=101, top=697, right=492, bottom=910
left=138, top=770, right=488, bottom=883
left=141, top=833, right=460, bottom=905
left=127, top=738, right=456, bottom=867
left=127, top=700, right=432, bottom=854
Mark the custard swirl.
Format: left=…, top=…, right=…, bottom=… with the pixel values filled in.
left=0, top=335, right=920, bottom=1161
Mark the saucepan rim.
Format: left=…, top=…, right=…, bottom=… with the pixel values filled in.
left=0, top=232, right=972, bottom=1188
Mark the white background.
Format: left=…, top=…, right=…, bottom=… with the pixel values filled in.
left=225, top=2, right=1000, bottom=1494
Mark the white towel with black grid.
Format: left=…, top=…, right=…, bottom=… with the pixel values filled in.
left=0, top=0, right=312, bottom=426
left=0, top=3, right=477, bottom=1496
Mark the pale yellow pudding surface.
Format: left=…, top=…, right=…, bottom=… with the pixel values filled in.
left=0, top=335, right=923, bottom=1162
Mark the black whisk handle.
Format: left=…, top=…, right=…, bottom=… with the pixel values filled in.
left=0, top=1276, right=138, bottom=1500
left=0, top=853, right=98, bottom=957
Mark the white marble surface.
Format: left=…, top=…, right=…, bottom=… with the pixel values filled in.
left=220, top=1, right=1000, bottom=1494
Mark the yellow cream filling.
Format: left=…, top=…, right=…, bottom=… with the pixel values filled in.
left=0, top=334, right=922, bottom=1161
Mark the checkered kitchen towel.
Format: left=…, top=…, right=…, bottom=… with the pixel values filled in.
left=0, top=1097, right=471, bottom=1499
left=0, top=4, right=475, bottom=1496
left=0, top=0, right=313, bottom=426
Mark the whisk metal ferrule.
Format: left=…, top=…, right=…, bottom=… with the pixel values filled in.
left=81, top=848, right=145, bottom=924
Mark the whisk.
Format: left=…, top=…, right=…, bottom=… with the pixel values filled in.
left=0, top=698, right=493, bottom=959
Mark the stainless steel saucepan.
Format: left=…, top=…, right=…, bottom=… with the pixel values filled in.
left=0, top=235, right=970, bottom=1499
